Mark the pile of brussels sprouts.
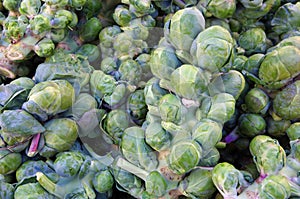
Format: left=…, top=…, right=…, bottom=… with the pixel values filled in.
left=0, top=0, right=300, bottom=198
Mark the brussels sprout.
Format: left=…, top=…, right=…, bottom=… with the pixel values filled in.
left=266, top=117, right=291, bottom=137
left=53, top=151, right=85, bottom=178
left=79, top=17, right=102, bottom=42
left=3, top=0, right=21, bottom=11
left=102, top=109, right=130, bottom=144
left=271, top=2, right=300, bottom=39
left=14, top=182, right=54, bottom=199
left=113, top=5, right=132, bottom=27
left=118, top=59, right=143, bottom=86
left=208, top=70, right=246, bottom=100
left=3, top=15, right=28, bottom=43
left=243, top=53, right=265, bottom=77
left=100, top=57, right=118, bottom=74
left=238, top=28, right=267, bottom=55
left=16, top=160, right=58, bottom=183
left=149, top=45, right=182, bottom=81
left=199, top=0, right=236, bottom=19
left=0, top=150, right=22, bottom=175
left=179, top=167, right=216, bottom=198
left=258, top=46, right=300, bottom=89
left=145, top=122, right=171, bottom=151
left=93, top=170, right=114, bottom=193
left=22, top=80, right=75, bottom=121
left=44, top=118, right=78, bottom=152
left=34, top=38, right=55, bottom=58
left=0, top=181, right=14, bottom=199
left=248, top=135, right=274, bottom=156
left=145, top=171, right=167, bottom=197
left=69, top=0, right=86, bottom=9
left=29, top=14, right=51, bottom=35
left=198, top=93, right=236, bottom=124
left=273, top=80, right=300, bottom=120
left=258, top=175, right=291, bottom=199
left=192, top=119, right=223, bottom=151
left=99, top=25, right=121, bottom=48
left=286, top=123, right=300, bottom=141
left=198, top=147, right=220, bottom=167
left=121, top=126, right=158, bottom=171
left=75, top=44, right=100, bottom=64
left=128, top=89, right=148, bottom=125
left=0, top=109, right=45, bottom=135
left=238, top=114, right=266, bottom=138
left=191, top=25, right=234, bottom=73
left=212, top=162, right=248, bottom=198
left=243, top=87, right=269, bottom=114
left=168, top=140, right=202, bottom=175
left=167, top=7, right=205, bottom=52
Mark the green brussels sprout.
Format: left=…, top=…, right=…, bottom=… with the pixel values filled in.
left=0, top=109, right=45, bottom=135
left=128, top=89, right=148, bottom=125
left=238, top=28, right=267, bottom=55
left=10, top=77, right=35, bottom=89
left=273, top=80, right=300, bottom=120
left=243, top=87, right=269, bottom=114
left=43, top=0, right=68, bottom=7
left=44, top=118, right=78, bottom=152
left=250, top=135, right=286, bottom=176
left=93, top=170, right=114, bottom=193
left=113, top=5, right=132, bottom=27
left=103, top=109, right=130, bottom=144
left=258, top=175, right=291, bottom=199
left=3, top=0, right=21, bottom=11
left=79, top=17, right=102, bottom=42
left=198, top=93, right=236, bottom=124
left=0, top=150, right=22, bottom=175
left=50, top=9, right=74, bottom=29
left=168, top=140, right=202, bottom=175
left=238, top=114, right=266, bottom=138
left=81, top=0, right=102, bottom=19
left=192, top=119, right=223, bottom=151
left=158, top=94, right=186, bottom=124
left=149, top=45, right=182, bottom=81
left=286, top=123, right=300, bottom=141
left=122, top=18, right=150, bottom=40
left=243, top=53, right=265, bottom=77
left=0, top=181, right=14, bottom=199
left=198, top=147, right=220, bottom=167
left=212, top=162, right=248, bottom=198
left=53, top=151, right=85, bottom=178
left=16, top=160, right=58, bottom=183
left=179, top=167, right=216, bottom=199
left=258, top=46, right=300, bottom=89
left=29, top=14, right=51, bottom=35
left=75, top=44, right=100, bottom=63
left=69, top=0, right=86, bottom=9
left=100, top=57, right=118, bottom=74
left=14, top=182, right=54, bottom=199
left=271, top=2, right=300, bottom=39
left=33, top=38, right=55, bottom=57
left=99, top=25, right=121, bottom=48
left=232, top=55, right=248, bottom=71
left=129, top=0, right=153, bottom=15
left=190, top=25, right=234, bottom=73
left=145, top=171, right=167, bottom=197
left=167, top=7, right=205, bottom=52
left=266, top=117, right=291, bottom=137
left=208, top=70, right=246, bottom=100
left=145, top=122, right=171, bottom=151
left=3, top=15, right=28, bottom=43
left=199, top=0, right=236, bottom=19
left=121, top=126, right=158, bottom=171
left=49, top=28, right=67, bottom=43
left=22, top=80, right=75, bottom=121
left=118, top=59, right=142, bottom=86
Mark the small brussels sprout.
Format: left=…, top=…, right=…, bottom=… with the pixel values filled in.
left=79, top=17, right=102, bottom=42
left=90, top=70, right=116, bottom=99
left=273, top=80, right=300, bottom=120
left=93, top=170, right=114, bottom=193
left=145, top=171, right=167, bottom=197
left=44, top=118, right=78, bottom=152
left=53, top=151, right=85, bottom=178
left=103, top=109, right=130, bottom=144
left=128, top=89, right=148, bottom=125
left=258, top=175, right=291, bottom=199
left=243, top=88, right=269, bottom=114
left=286, top=122, right=300, bottom=141
left=168, top=140, right=202, bottom=175
left=99, top=25, right=122, bottom=48
left=192, top=119, right=223, bottom=151
left=158, top=94, right=185, bottom=124
left=145, top=122, right=171, bottom=151
left=199, top=0, right=236, bottom=19
left=168, top=7, right=205, bottom=52
left=238, top=28, right=267, bottom=55
left=3, top=15, right=28, bottom=43
left=179, top=167, right=216, bottom=198
left=0, top=150, right=22, bottom=175
left=34, top=38, right=55, bottom=58
left=238, top=114, right=266, bottom=138
left=14, top=182, right=53, bottom=199
left=0, top=181, right=14, bottom=199
left=198, top=147, right=220, bottom=167
left=75, top=44, right=100, bottom=63
left=118, top=59, right=142, bottom=86
left=266, top=117, right=291, bottom=137
left=208, top=70, right=246, bottom=100
left=3, top=0, right=21, bottom=11
left=69, top=0, right=86, bottom=9
left=113, top=5, right=132, bottom=27
left=191, top=25, right=234, bottom=73
left=149, top=45, right=182, bottom=81
left=100, top=57, right=118, bottom=74
left=121, top=126, right=158, bottom=171
left=29, top=14, right=51, bottom=35
left=243, top=53, right=265, bottom=76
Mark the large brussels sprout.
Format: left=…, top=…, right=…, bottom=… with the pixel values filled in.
left=286, top=122, right=300, bottom=141
left=0, top=150, right=22, bottom=175
left=273, top=80, right=300, bottom=120
left=118, top=59, right=142, bottom=86
left=258, top=175, right=291, bottom=199
left=145, top=171, right=168, bottom=197
left=0, top=181, right=14, bottom=199
left=14, top=182, right=55, bottom=199
left=22, top=80, right=75, bottom=121
left=121, top=126, right=158, bottom=171
left=145, top=122, right=171, bottom=151
left=238, top=28, right=267, bottom=55
left=167, top=7, right=205, bottom=52
left=93, top=170, right=114, bottom=193
left=190, top=25, right=235, bottom=73
left=43, top=118, right=78, bottom=152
